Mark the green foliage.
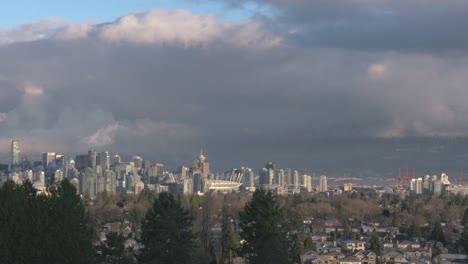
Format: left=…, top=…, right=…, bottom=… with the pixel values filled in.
left=391, top=212, right=400, bottom=227
left=0, top=180, right=95, bottom=263
left=381, top=209, right=391, bottom=218
left=368, top=233, right=383, bottom=256
left=291, top=234, right=304, bottom=264
left=96, top=232, right=136, bottom=264
left=239, top=188, right=292, bottom=264
left=137, top=189, right=156, bottom=205
left=222, top=216, right=239, bottom=261
left=291, top=193, right=304, bottom=206
left=407, top=220, right=422, bottom=238
left=462, top=208, right=468, bottom=226
left=190, top=194, right=200, bottom=213
left=139, top=192, right=196, bottom=264
left=458, top=224, right=468, bottom=254
left=303, top=237, right=316, bottom=252
left=431, top=221, right=446, bottom=245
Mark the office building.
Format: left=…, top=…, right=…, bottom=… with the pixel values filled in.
left=192, top=151, right=209, bottom=179
left=10, top=140, right=20, bottom=171
left=42, top=152, right=56, bottom=173
left=132, top=156, right=143, bottom=170
left=243, top=168, right=255, bottom=189
left=319, top=175, right=328, bottom=192
left=88, top=149, right=97, bottom=169
left=292, top=170, right=300, bottom=191
left=98, top=152, right=110, bottom=171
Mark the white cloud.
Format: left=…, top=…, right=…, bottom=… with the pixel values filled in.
left=83, top=123, right=120, bottom=148
left=368, top=63, right=387, bottom=80
left=97, top=9, right=281, bottom=48
left=55, top=22, right=93, bottom=40
left=82, top=119, right=193, bottom=148
left=23, top=83, right=44, bottom=96
left=0, top=9, right=281, bottom=48
left=0, top=113, right=6, bottom=124
left=0, top=18, right=64, bottom=45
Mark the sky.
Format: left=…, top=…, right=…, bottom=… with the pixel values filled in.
left=1, top=0, right=468, bottom=176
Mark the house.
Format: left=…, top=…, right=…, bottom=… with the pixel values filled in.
left=433, top=254, right=467, bottom=264
left=341, top=240, right=366, bottom=252
left=304, top=256, right=331, bottom=264
left=353, top=250, right=377, bottom=264
left=402, top=248, right=431, bottom=260
left=301, top=250, right=318, bottom=264
left=316, top=242, right=341, bottom=255
left=312, top=235, right=329, bottom=242
left=381, top=251, right=407, bottom=264
left=360, top=225, right=375, bottom=233
left=383, top=242, right=395, bottom=249
left=406, top=258, right=431, bottom=264
left=339, top=256, right=363, bottom=264
left=396, top=240, right=413, bottom=249
left=323, top=250, right=346, bottom=262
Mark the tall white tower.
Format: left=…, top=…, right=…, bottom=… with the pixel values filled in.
left=319, top=175, right=328, bottom=192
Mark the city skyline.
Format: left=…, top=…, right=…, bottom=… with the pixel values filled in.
left=3, top=138, right=468, bottom=184
left=1, top=1, right=468, bottom=175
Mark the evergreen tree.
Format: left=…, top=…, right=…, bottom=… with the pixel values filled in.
left=139, top=192, right=196, bottom=264
left=458, top=224, right=468, bottom=253
left=0, top=180, right=95, bottom=263
left=431, top=221, right=446, bottom=245
left=407, top=220, right=422, bottom=238
left=239, top=188, right=291, bottom=264
left=46, top=180, right=95, bottom=263
left=462, top=208, right=468, bottom=226
left=368, top=233, right=383, bottom=257
left=291, top=234, right=304, bottom=264
left=97, top=232, right=135, bottom=264
left=222, top=216, right=239, bottom=263
left=303, top=237, right=316, bottom=252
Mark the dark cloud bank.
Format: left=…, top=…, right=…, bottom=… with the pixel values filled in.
left=0, top=5, right=468, bottom=176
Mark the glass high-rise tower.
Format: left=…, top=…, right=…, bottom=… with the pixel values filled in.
left=10, top=140, right=20, bottom=171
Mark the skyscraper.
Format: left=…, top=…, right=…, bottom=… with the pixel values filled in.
left=302, top=174, right=312, bottom=192
left=10, top=140, right=20, bottom=171
left=42, top=152, right=56, bottom=173
left=192, top=151, right=209, bottom=179
left=113, top=155, right=121, bottom=165
left=88, top=149, right=97, bottom=168
left=292, top=170, right=300, bottom=191
left=132, top=156, right=143, bottom=170
left=319, top=175, right=328, bottom=192
left=98, top=151, right=110, bottom=171
left=243, top=168, right=255, bottom=189
left=284, top=168, right=292, bottom=186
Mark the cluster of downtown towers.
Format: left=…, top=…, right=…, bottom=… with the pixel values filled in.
left=6, top=140, right=329, bottom=197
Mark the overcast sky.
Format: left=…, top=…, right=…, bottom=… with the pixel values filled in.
left=1, top=1, right=468, bottom=175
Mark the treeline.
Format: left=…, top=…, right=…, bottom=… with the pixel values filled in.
left=0, top=180, right=95, bottom=263
left=2, top=180, right=468, bottom=263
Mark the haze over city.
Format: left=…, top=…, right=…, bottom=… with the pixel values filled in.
left=1, top=1, right=468, bottom=175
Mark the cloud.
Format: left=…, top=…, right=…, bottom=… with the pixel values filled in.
left=1, top=9, right=281, bottom=49
left=0, top=7, right=468, bottom=172
left=23, top=83, right=44, bottom=96
left=55, top=23, right=93, bottom=40
left=368, top=63, right=387, bottom=80
left=0, top=18, right=64, bottom=45
left=82, top=120, right=193, bottom=148
left=96, top=9, right=281, bottom=48
left=209, top=0, right=468, bottom=52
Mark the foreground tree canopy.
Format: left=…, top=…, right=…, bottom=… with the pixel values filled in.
left=0, top=180, right=95, bottom=264
left=138, top=192, right=196, bottom=264
left=239, top=188, right=293, bottom=264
